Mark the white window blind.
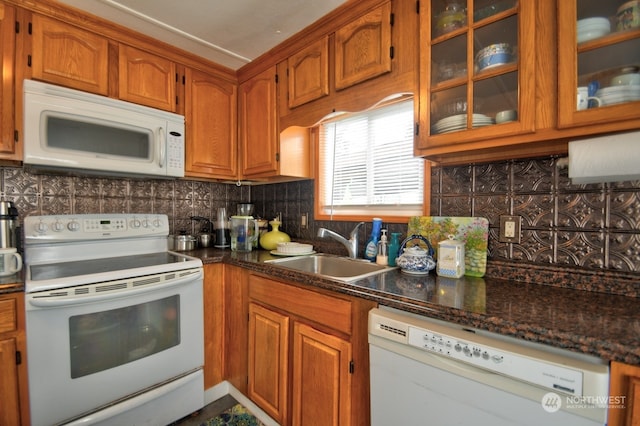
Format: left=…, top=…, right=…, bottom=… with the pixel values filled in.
left=318, top=99, right=424, bottom=218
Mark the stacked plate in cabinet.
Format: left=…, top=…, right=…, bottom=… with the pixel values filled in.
left=596, top=85, right=640, bottom=105
left=431, top=113, right=495, bottom=134
left=576, top=17, right=611, bottom=43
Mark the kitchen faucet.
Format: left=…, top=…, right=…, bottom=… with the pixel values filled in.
left=317, top=222, right=365, bottom=259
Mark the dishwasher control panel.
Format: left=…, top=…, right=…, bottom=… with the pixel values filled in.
left=408, top=327, right=505, bottom=364
left=406, top=325, right=584, bottom=396
left=369, top=307, right=612, bottom=400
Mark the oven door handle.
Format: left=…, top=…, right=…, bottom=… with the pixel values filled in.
left=27, top=269, right=203, bottom=308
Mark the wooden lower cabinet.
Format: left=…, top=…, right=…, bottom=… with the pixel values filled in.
left=203, top=263, right=249, bottom=393
left=0, top=292, right=29, bottom=425
left=248, top=302, right=289, bottom=424
left=609, top=361, right=640, bottom=426
left=203, top=263, right=224, bottom=388
left=0, top=337, right=20, bottom=425
left=291, top=322, right=351, bottom=426
left=248, top=273, right=375, bottom=426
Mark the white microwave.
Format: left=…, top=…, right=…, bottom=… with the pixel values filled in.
left=23, top=79, right=185, bottom=178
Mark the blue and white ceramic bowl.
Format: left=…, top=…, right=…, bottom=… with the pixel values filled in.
left=475, top=43, right=514, bottom=72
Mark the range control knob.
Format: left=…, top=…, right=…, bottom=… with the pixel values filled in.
left=36, top=222, right=48, bottom=233
left=52, top=221, right=65, bottom=232
left=491, top=355, right=504, bottom=364
left=153, top=219, right=162, bottom=228
left=130, top=219, right=142, bottom=229
left=67, top=221, right=80, bottom=232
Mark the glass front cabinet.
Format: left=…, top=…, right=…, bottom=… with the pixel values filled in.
left=558, top=1, right=640, bottom=128
left=418, top=0, right=536, bottom=153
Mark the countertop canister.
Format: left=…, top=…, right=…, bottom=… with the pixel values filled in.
left=437, top=235, right=465, bottom=278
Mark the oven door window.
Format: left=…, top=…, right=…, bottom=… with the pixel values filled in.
left=69, top=295, right=180, bottom=378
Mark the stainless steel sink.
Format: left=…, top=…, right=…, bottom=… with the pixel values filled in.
left=265, top=253, right=394, bottom=282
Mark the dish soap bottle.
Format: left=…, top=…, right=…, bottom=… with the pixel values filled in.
left=364, top=218, right=382, bottom=262
left=376, top=229, right=389, bottom=265
left=388, top=232, right=402, bottom=266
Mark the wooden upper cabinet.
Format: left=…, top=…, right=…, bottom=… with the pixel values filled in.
left=557, top=1, right=640, bottom=130
left=335, top=1, right=392, bottom=90
left=118, top=44, right=176, bottom=111
left=287, top=37, right=329, bottom=108
left=31, top=14, right=109, bottom=95
left=0, top=3, right=17, bottom=159
left=238, top=66, right=279, bottom=178
left=184, top=68, right=237, bottom=179
left=417, top=0, right=537, bottom=154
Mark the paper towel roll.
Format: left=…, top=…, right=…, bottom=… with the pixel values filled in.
left=568, top=131, right=640, bottom=184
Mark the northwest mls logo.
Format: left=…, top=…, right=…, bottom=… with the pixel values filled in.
left=541, top=392, right=626, bottom=413
left=541, top=392, right=562, bottom=413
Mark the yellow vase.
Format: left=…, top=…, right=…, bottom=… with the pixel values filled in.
left=259, top=220, right=290, bottom=250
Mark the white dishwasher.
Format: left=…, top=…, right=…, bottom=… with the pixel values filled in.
left=368, top=307, right=610, bottom=426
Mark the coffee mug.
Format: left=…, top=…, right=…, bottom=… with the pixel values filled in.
left=0, top=248, right=22, bottom=277
left=577, top=86, right=602, bottom=110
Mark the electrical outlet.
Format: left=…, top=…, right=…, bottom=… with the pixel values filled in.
left=499, top=215, right=522, bottom=243
left=300, top=212, right=308, bottom=229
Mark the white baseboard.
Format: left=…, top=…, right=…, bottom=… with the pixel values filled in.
left=204, top=381, right=230, bottom=405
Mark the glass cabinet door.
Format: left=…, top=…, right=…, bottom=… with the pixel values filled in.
left=419, top=0, right=535, bottom=149
left=558, top=0, right=640, bottom=128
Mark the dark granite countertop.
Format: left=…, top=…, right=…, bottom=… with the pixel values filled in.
left=188, top=247, right=640, bottom=366
left=9, top=247, right=638, bottom=365
left=0, top=271, right=24, bottom=294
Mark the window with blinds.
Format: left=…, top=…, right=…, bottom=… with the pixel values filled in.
left=318, top=99, right=424, bottom=219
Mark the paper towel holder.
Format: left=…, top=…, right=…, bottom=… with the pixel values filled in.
left=556, top=157, right=569, bottom=169
left=566, top=130, right=640, bottom=184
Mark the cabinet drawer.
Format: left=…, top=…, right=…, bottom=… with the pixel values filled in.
left=0, top=298, right=17, bottom=333
left=249, top=274, right=352, bottom=335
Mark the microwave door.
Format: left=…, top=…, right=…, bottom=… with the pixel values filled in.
left=25, top=111, right=168, bottom=177
left=23, top=79, right=185, bottom=178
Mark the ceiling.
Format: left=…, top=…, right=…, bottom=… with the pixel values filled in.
left=56, top=0, right=349, bottom=70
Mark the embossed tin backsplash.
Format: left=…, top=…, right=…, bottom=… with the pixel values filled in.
left=1, top=167, right=250, bottom=237
left=430, top=156, right=640, bottom=273
left=2, top=154, right=640, bottom=277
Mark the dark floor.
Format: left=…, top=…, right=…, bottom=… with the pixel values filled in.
left=172, top=394, right=238, bottom=425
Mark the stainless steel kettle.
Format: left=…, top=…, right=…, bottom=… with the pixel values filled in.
left=0, top=201, right=18, bottom=249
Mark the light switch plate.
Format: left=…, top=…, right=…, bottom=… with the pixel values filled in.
left=499, top=215, right=521, bottom=243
